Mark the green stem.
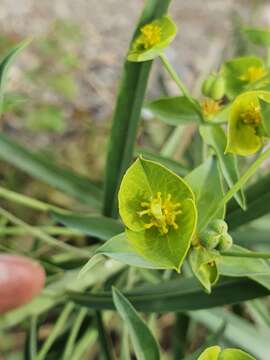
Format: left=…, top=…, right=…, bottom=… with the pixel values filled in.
left=36, top=303, right=74, bottom=360
left=221, top=251, right=270, bottom=259
left=29, top=316, right=38, bottom=360
left=213, top=146, right=270, bottom=222
left=267, top=47, right=270, bottom=68
left=62, top=308, right=88, bottom=360
left=0, top=185, right=65, bottom=212
left=0, top=226, right=83, bottom=237
left=0, top=206, right=89, bottom=257
left=95, top=311, right=114, bottom=360
left=159, top=53, right=203, bottom=120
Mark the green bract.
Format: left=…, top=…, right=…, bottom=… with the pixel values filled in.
left=197, top=346, right=255, bottom=360
left=118, top=157, right=197, bottom=271
left=244, top=27, right=270, bottom=47
left=127, top=16, right=177, bottom=62
left=221, top=56, right=267, bottom=99
left=226, top=90, right=270, bottom=156
left=189, top=246, right=219, bottom=293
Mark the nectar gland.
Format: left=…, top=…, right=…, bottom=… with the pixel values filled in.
left=201, top=98, right=221, bottom=118
left=241, top=102, right=261, bottom=126
left=239, top=66, right=266, bottom=83
left=135, top=23, right=161, bottom=50
left=137, top=192, right=182, bottom=235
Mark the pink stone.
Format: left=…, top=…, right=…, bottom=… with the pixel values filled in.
left=0, top=255, right=45, bottom=314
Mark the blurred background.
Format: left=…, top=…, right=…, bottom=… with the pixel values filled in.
left=1, top=0, right=270, bottom=357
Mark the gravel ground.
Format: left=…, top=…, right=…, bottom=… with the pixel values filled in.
left=1, top=0, right=270, bottom=118
left=0, top=0, right=270, bottom=182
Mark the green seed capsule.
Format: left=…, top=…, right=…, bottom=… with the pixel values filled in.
left=202, top=73, right=216, bottom=97
left=200, top=230, right=220, bottom=250
left=210, top=76, right=225, bottom=100
left=209, top=219, right=228, bottom=235
left=217, top=233, right=233, bottom=251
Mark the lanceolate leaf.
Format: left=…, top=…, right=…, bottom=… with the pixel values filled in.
left=103, top=0, right=172, bottom=218
left=92, top=233, right=165, bottom=269
left=112, top=288, right=160, bottom=360
left=218, top=245, right=270, bottom=290
left=0, top=133, right=102, bottom=208
left=0, top=39, right=31, bottom=115
left=226, top=172, right=270, bottom=229
left=51, top=210, right=123, bottom=241
left=145, top=96, right=200, bottom=125
left=67, top=277, right=269, bottom=313
left=200, top=125, right=246, bottom=209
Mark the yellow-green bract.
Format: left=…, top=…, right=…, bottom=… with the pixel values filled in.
left=244, top=27, right=270, bottom=47
left=189, top=247, right=219, bottom=293
left=226, top=90, right=270, bottom=156
left=118, top=157, right=197, bottom=272
left=197, top=345, right=255, bottom=360
left=127, top=16, right=177, bottom=62
left=221, top=56, right=267, bottom=99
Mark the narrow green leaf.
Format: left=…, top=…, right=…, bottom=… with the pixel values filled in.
left=89, top=233, right=165, bottom=270
left=67, top=277, right=269, bottom=313
left=103, top=0, right=172, bottom=218
left=200, top=125, right=246, bottom=209
left=226, top=172, right=270, bottom=229
left=218, top=245, right=270, bottom=290
left=95, top=311, right=114, bottom=360
left=0, top=38, right=31, bottom=115
left=112, top=287, right=160, bottom=360
left=185, top=157, right=225, bottom=231
left=62, top=308, right=88, bottom=360
left=0, top=132, right=102, bottom=208
left=145, top=96, right=200, bottom=125
left=36, top=303, right=74, bottom=360
left=51, top=210, right=123, bottom=241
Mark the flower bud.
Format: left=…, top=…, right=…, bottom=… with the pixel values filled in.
left=209, top=219, right=228, bottom=235
left=210, top=76, right=225, bottom=100
left=200, top=230, right=220, bottom=250
left=217, top=233, right=233, bottom=251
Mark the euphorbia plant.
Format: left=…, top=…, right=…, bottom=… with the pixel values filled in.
left=1, top=1, right=270, bottom=359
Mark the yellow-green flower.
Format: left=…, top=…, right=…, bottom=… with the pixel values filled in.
left=201, top=98, right=221, bottom=120
left=127, top=16, right=177, bottom=62
left=226, top=90, right=270, bottom=156
left=118, top=157, right=197, bottom=271
left=221, top=56, right=267, bottom=99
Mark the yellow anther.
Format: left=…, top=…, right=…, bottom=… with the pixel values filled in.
left=239, top=66, right=266, bottom=83
left=137, top=192, right=182, bottom=234
left=241, top=102, right=261, bottom=126
left=201, top=98, right=221, bottom=119
left=134, top=23, right=161, bottom=50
